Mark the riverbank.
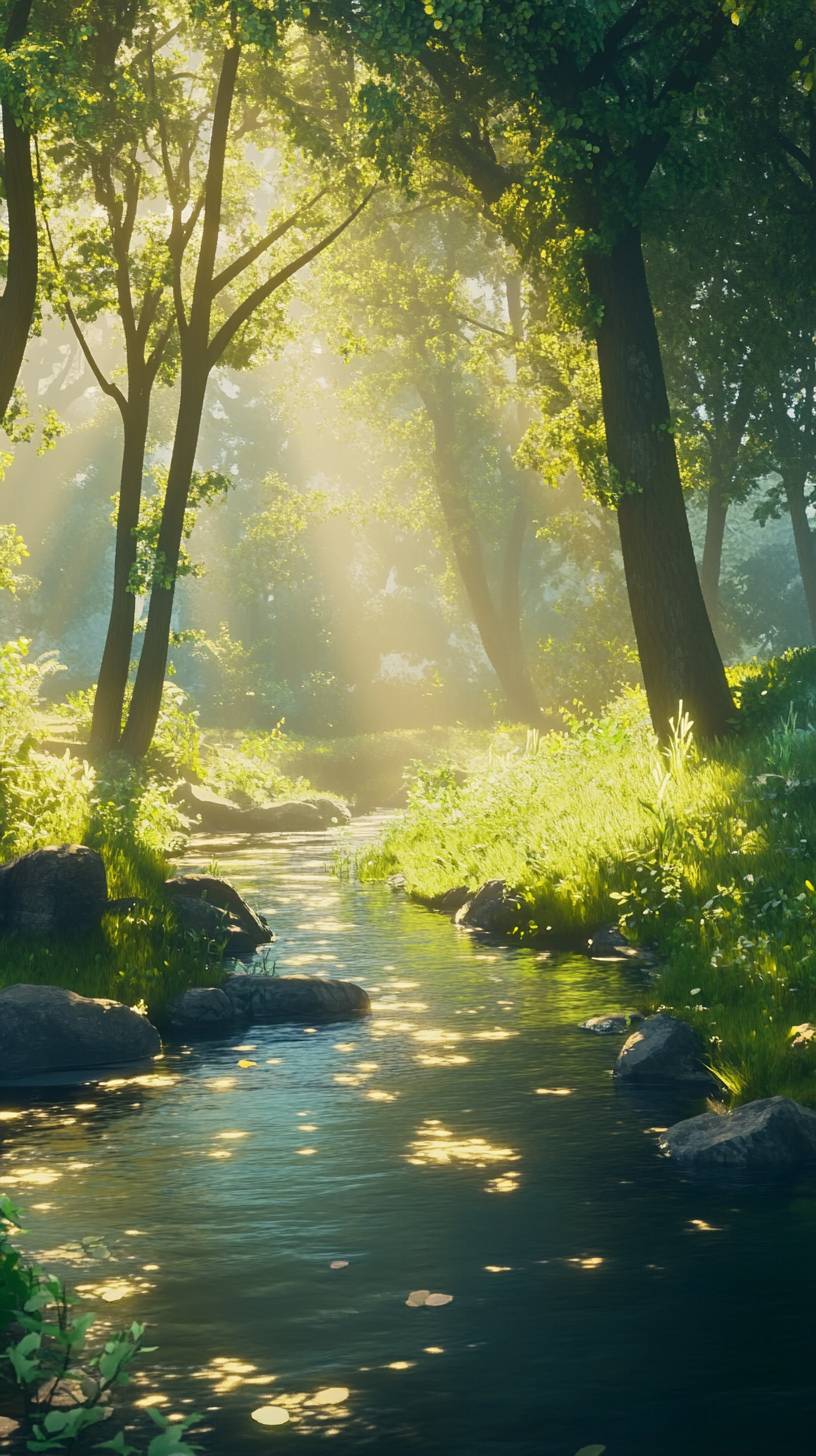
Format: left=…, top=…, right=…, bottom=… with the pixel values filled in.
left=358, top=650, right=816, bottom=1105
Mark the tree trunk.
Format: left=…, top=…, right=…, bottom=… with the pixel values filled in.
left=784, top=472, right=816, bottom=639
left=89, top=398, right=150, bottom=752
left=0, top=0, right=37, bottom=424
left=119, top=371, right=208, bottom=758
left=428, top=395, right=540, bottom=725
left=584, top=226, right=734, bottom=741
left=700, top=471, right=728, bottom=625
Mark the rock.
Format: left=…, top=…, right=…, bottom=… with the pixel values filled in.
left=580, top=1011, right=642, bottom=1035
left=242, top=800, right=325, bottom=832
left=659, top=1096, right=816, bottom=1170
left=167, top=986, right=238, bottom=1032
left=179, top=784, right=246, bottom=832
left=614, top=1013, right=715, bottom=1086
left=0, top=984, right=160, bottom=1077
left=388, top=873, right=407, bottom=892
left=304, top=796, right=352, bottom=826
left=455, top=879, right=527, bottom=935
left=171, top=896, right=230, bottom=939
left=587, top=925, right=655, bottom=965
left=165, top=874, right=272, bottom=944
left=223, top=972, right=370, bottom=1023
left=0, top=845, right=107, bottom=936
left=423, top=885, right=472, bottom=916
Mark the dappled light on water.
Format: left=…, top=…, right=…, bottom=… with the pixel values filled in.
left=3, top=819, right=809, bottom=1456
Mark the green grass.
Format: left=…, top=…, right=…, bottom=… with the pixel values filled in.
left=359, top=652, right=816, bottom=1105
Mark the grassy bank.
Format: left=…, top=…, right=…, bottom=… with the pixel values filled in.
left=359, top=652, right=816, bottom=1105
left=0, top=644, right=223, bottom=1015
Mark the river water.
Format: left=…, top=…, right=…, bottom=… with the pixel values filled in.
left=2, top=815, right=815, bottom=1456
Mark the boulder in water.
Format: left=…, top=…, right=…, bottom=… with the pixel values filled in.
left=660, top=1096, right=816, bottom=1170
left=0, top=983, right=160, bottom=1078
left=614, top=1013, right=715, bottom=1086
left=580, top=1011, right=642, bottom=1035
left=223, top=972, right=370, bottom=1023
left=167, top=986, right=238, bottom=1032
left=0, top=845, right=107, bottom=935
left=165, top=874, right=271, bottom=944
left=455, top=879, right=527, bottom=935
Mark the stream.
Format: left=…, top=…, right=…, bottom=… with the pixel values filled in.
left=2, top=814, right=815, bottom=1455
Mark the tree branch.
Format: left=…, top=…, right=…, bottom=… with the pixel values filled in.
left=210, top=185, right=330, bottom=298
left=207, top=188, right=375, bottom=367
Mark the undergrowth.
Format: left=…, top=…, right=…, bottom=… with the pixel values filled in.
left=362, top=650, right=816, bottom=1104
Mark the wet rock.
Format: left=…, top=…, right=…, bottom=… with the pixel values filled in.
left=223, top=972, right=370, bottom=1023
left=171, top=895, right=230, bottom=939
left=241, top=799, right=325, bottom=832
left=455, top=879, right=527, bottom=935
left=580, top=1011, right=643, bottom=1035
left=614, top=1013, right=715, bottom=1086
left=0, top=983, right=160, bottom=1078
left=660, top=1096, right=816, bottom=1170
left=423, top=885, right=472, bottom=916
left=165, top=874, right=271, bottom=944
left=167, top=986, right=238, bottom=1032
left=179, top=783, right=246, bottom=832
left=304, top=796, right=352, bottom=826
left=0, top=845, right=107, bottom=935
left=587, top=924, right=655, bottom=966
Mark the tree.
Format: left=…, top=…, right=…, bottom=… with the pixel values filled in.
left=0, top=0, right=37, bottom=424
left=314, top=199, right=543, bottom=722
left=117, top=9, right=373, bottom=757
left=299, top=0, right=781, bottom=737
left=39, top=7, right=181, bottom=751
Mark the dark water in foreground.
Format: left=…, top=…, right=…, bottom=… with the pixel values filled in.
left=2, top=816, right=815, bottom=1456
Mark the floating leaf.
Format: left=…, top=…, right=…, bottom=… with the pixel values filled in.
left=251, top=1406, right=290, bottom=1427
left=575, top=1446, right=606, bottom=1456
left=425, top=1292, right=453, bottom=1307
left=405, top=1289, right=431, bottom=1308
left=330, top=1260, right=349, bottom=1270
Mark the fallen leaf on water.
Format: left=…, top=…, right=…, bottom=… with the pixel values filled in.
left=330, top=1260, right=349, bottom=1270
left=574, top=1446, right=606, bottom=1456
left=307, top=1387, right=349, bottom=1407
left=251, top=1406, right=290, bottom=1427
left=425, top=1292, right=453, bottom=1307
left=405, top=1289, right=431, bottom=1308
left=237, top=1059, right=257, bottom=1069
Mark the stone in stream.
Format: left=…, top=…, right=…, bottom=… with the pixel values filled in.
left=0, top=983, right=161, bottom=1078
left=660, top=1096, right=816, bottom=1170
left=614, top=1013, right=716, bottom=1086
left=180, top=785, right=346, bottom=834
left=223, top=972, right=370, bottom=1024
left=587, top=924, right=656, bottom=967
left=455, top=879, right=527, bottom=936
left=580, top=1011, right=643, bottom=1035
left=165, top=874, right=272, bottom=945
left=0, top=845, right=107, bottom=935
left=167, top=986, right=238, bottom=1032
left=422, top=885, right=472, bottom=916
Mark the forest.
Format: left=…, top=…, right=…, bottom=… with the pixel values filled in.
left=2, top=2, right=816, bottom=1454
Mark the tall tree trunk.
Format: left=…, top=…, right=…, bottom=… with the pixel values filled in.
left=584, top=226, right=734, bottom=740
left=0, top=0, right=37, bottom=423
left=700, top=471, right=728, bottom=625
left=90, top=397, right=150, bottom=751
left=500, top=492, right=533, bottom=697
left=784, top=471, right=816, bottom=639
left=428, top=396, right=540, bottom=725
left=119, top=371, right=208, bottom=758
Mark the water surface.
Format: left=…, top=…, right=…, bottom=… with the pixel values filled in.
left=2, top=816, right=813, bottom=1456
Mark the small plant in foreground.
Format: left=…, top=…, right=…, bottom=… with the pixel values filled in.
left=0, top=1197, right=203, bottom=1454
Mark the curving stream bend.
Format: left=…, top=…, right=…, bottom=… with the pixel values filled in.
left=2, top=815, right=815, bottom=1456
